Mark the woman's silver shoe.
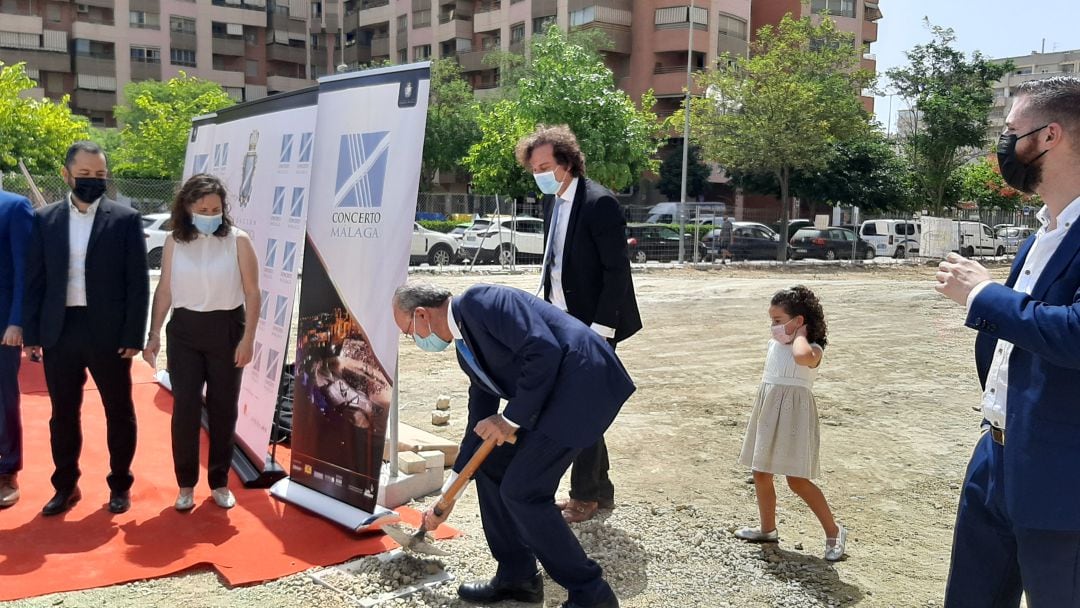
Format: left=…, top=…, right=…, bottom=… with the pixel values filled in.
left=824, top=525, right=847, bottom=561
left=734, top=527, right=779, bottom=542
left=174, top=487, right=195, bottom=511
left=211, top=487, right=236, bottom=509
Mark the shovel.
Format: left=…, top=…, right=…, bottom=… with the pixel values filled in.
left=385, top=434, right=514, bottom=556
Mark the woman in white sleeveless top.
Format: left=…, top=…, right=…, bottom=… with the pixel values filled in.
left=142, top=174, right=260, bottom=511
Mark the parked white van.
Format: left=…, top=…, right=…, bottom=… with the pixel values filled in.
left=955, top=221, right=1006, bottom=257
left=859, top=219, right=920, bottom=258
left=645, top=202, right=726, bottom=224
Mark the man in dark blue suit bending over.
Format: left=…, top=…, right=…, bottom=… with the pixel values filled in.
left=392, top=282, right=632, bottom=608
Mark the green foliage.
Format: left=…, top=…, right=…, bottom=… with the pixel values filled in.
left=687, top=14, right=873, bottom=259
left=112, top=73, right=235, bottom=179
left=887, top=22, right=1012, bottom=212
left=464, top=27, right=659, bottom=196
left=657, top=144, right=710, bottom=201
left=0, top=62, right=89, bottom=174
left=957, top=155, right=1038, bottom=212
left=418, top=220, right=459, bottom=233
left=423, top=59, right=481, bottom=190
left=89, top=126, right=122, bottom=157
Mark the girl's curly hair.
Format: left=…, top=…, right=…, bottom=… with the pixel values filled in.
left=771, top=285, right=828, bottom=349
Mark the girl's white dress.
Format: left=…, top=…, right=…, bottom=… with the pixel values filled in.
left=738, top=339, right=822, bottom=479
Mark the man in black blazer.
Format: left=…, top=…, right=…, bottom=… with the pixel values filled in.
left=23, top=141, right=150, bottom=516
left=516, top=125, right=642, bottom=523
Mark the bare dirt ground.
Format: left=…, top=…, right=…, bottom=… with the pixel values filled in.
left=4, top=263, right=1010, bottom=608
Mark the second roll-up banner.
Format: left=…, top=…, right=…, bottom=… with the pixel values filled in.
left=180, top=63, right=430, bottom=527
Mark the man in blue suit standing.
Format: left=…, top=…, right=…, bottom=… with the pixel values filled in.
left=936, top=76, right=1080, bottom=606
left=0, top=187, right=34, bottom=508
left=392, top=281, right=632, bottom=608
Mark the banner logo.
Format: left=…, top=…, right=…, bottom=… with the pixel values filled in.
left=298, top=132, right=314, bottom=163
left=272, top=186, right=286, bottom=217
left=274, top=295, right=289, bottom=328
left=259, top=289, right=270, bottom=320
left=194, top=154, right=209, bottom=174
left=291, top=187, right=306, bottom=219
left=282, top=241, right=297, bottom=272
left=279, top=134, right=294, bottom=165
left=334, top=132, right=389, bottom=209
left=265, top=238, right=278, bottom=269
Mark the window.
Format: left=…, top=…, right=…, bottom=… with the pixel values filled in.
left=862, top=223, right=877, bottom=236
left=413, top=44, right=430, bottom=60
left=397, top=49, right=407, bottom=63
left=75, top=39, right=114, bottom=58
left=129, top=10, right=160, bottom=29
left=310, top=1, right=321, bottom=18
left=510, top=22, right=524, bottom=43
left=171, top=47, right=197, bottom=66
left=810, top=0, right=855, bottom=18
left=130, top=46, right=161, bottom=63
left=716, top=13, right=746, bottom=39
left=46, top=2, right=62, bottom=22
left=1064, top=64, right=1076, bottom=74
left=310, top=33, right=318, bottom=48
left=655, top=6, right=707, bottom=26
left=246, top=59, right=259, bottom=76
left=412, top=8, right=430, bottom=27
left=396, top=14, right=407, bottom=31
left=533, top=15, right=555, bottom=34
left=570, top=6, right=594, bottom=26
left=170, top=16, right=196, bottom=34
left=481, top=36, right=499, bottom=50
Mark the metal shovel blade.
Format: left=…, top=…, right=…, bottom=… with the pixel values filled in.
left=383, top=524, right=450, bottom=556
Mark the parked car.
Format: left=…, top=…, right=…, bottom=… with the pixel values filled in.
left=771, top=218, right=814, bottom=241
left=410, top=222, right=461, bottom=266
left=703, top=222, right=790, bottom=260
left=996, top=225, right=1036, bottom=254
left=860, top=219, right=921, bottom=258
left=448, top=222, right=472, bottom=241
left=625, top=223, right=708, bottom=263
left=644, top=202, right=726, bottom=225
left=143, top=213, right=171, bottom=269
left=460, top=216, right=545, bottom=265
left=790, top=227, right=876, bottom=260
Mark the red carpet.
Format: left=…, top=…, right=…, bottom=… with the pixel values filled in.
left=0, top=357, right=456, bottom=601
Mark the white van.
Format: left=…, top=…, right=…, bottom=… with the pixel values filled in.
left=955, top=221, right=1005, bottom=257
left=645, top=202, right=726, bottom=225
left=859, top=219, right=920, bottom=258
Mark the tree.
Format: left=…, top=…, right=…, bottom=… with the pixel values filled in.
left=887, top=22, right=1012, bottom=213
left=957, top=154, right=1037, bottom=212
left=112, top=73, right=235, bottom=179
left=421, top=59, right=480, bottom=191
left=687, top=15, right=873, bottom=259
left=463, top=27, right=659, bottom=197
left=0, top=62, right=89, bottom=174
left=657, top=144, right=709, bottom=201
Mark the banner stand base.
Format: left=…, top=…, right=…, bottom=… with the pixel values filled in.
left=270, top=477, right=401, bottom=533
left=233, top=447, right=288, bottom=488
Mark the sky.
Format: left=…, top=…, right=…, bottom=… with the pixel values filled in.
left=872, top=0, right=1078, bottom=132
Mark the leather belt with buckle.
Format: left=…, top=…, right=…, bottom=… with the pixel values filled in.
left=989, top=426, right=1005, bottom=446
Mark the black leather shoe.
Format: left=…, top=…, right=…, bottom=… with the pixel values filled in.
left=108, top=491, right=131, bottom=514
left=458, top=573, right=543, bottom=603
left=561, top=592, right=620, bottom=608
left=42, top=487, right=82, bottom=516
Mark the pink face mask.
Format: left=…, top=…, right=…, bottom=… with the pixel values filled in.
left=771, top=319, right=796, bottom=344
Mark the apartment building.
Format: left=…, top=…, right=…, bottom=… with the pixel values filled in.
left=751, top=0, right=881, bottom=111
left=987, top=48, right=1080, bottom=141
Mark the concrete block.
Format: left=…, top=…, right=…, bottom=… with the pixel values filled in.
left=377, top=462, right=444, bottom=509
left=397, top=450, right=427, bottom=475
left=418, top=449, right=446, bottom=470
left=431, top=410, right=450, bottom=426
left=435, top=395, right=451, bottom=411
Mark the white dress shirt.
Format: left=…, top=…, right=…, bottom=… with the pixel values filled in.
left=540, top=178, right=616, bottom=339
left=170, top=227, right=246, bottom=312
left=967, top=197, right=1080, bottom=430
left=66, top=194, right=100, bottom=307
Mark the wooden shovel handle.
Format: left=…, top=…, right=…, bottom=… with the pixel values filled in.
left=433, top=433, right=516, bottom=516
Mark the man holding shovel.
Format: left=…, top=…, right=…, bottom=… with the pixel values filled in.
left=391, top=282, right=633, bottom=608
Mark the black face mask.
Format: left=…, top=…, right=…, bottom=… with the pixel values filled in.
left=70, top=177, right=107, bottom=204
left=997, top=124, right=1049, bottom=194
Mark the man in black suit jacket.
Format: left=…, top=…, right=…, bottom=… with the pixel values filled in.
left=516, top=125, right=642, bottom=523
left=393, top=282, right=633, bottom=608
left=23, top=141, right=150, bottom=516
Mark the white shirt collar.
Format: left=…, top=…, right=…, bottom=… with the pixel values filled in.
left=1036, top=195, right=1080, bottom=232
left=67, top=192, right=101, bottom=215
left=445, top=296, right=463, bottom=341
left=558, top=177, right=579, bottom=204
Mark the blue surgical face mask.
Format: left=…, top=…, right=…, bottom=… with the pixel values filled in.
left=412, top=311, right=451, bottom=352
left=192, top=213, right=223, bottom=236
left=533, top=167, right=564, bottom=195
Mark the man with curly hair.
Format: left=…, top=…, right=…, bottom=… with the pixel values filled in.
left=516, top=125, right=641, bottom=524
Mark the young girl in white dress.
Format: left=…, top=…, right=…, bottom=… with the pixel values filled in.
left=735, top=286, right=846, bottom=561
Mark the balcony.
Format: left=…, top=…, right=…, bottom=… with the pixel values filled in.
left=716, top=34, right=747, bottom=58
left=79, top=0, right=115, bottom=7
left=170, top=31, right=197, bottom=50
left=267, top=74, right=311, bottom=91
left=650, top=25, right=710, bottom=54
left=0, top=13, right=43, bottom=34
left=573, top=21, right=630, bottom=54
left=74, top=55, right=116, bottom=76
left=864, top=1, right=882, bottom=21
left=212, top=36, right=246, bottom=56
left=0, top=48, right=71, bottom=72
left=72, top=21, right=116, bottom=41
left=371, top=36, right=389, bottom=56
left=130, top=0, right=159, bottom=12
left=359, top=0, right=392, bottom=21
left=457, top=48, right=489, bottom=72
left=649, top=68, right=703, bottom=97
left=72, top=89, right=117, bottom=112
left=438, top=17, right=472, bottom=41
left=862, top=19, right=877, bottom=44
left=130, top=60, right=161, bottom=81
left=267, top=43, right=307, bottom=63
left=474, top=3, right=501, bottom=32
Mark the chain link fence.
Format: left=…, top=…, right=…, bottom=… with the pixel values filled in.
left=0, top=173, right=178, bottom=215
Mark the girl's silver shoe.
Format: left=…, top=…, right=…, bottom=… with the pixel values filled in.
left=825, top=525, right=847, bottom=561
left=734, top=527, right=779, bottom=542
